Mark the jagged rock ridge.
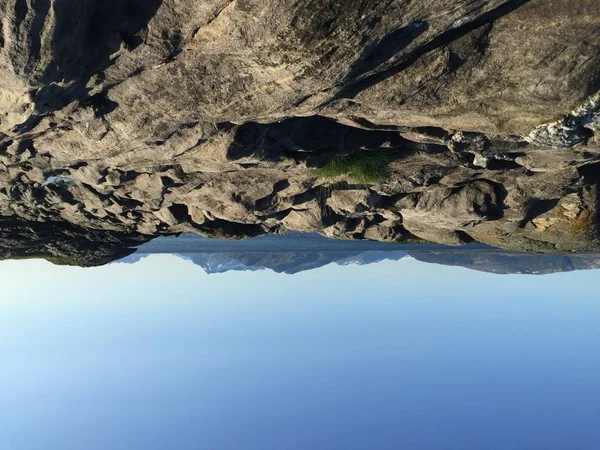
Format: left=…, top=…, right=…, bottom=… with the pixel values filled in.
left=0, top=0, right=600, bottom=261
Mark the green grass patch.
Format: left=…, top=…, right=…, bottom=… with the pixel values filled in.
left=314, top=150, right=392, bottom=184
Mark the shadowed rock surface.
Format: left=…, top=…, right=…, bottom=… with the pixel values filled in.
left=0, top=218, right=148, bottom=266
left=1, top=0, right=600, bottom=263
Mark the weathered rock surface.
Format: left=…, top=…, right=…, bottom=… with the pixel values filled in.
left=0, top=0, right=600, bottom=264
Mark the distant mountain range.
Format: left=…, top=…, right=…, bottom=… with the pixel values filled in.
left=408, top=252, right=600, bottom=275
left=116, top=250, right=408, bottom=274
left=114, top=233, right=600, bottom=276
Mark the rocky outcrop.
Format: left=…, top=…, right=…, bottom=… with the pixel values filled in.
left=0, top=217, right=147, bottom=266
left=0, top=0, right=600, bottom=263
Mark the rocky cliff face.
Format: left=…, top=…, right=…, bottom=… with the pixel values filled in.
left=1, top=0, right=600, bottom=264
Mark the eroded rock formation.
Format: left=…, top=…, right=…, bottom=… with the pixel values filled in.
left=1, top=0, right=600, bottom=264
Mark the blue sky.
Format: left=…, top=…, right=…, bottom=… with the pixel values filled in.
left=1, top=255, right=599, bottom=450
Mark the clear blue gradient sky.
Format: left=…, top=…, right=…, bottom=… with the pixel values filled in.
left=1, top=255, right=599, bottom=450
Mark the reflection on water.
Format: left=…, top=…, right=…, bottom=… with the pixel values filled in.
left=1, top=236, right=599, bottom=450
